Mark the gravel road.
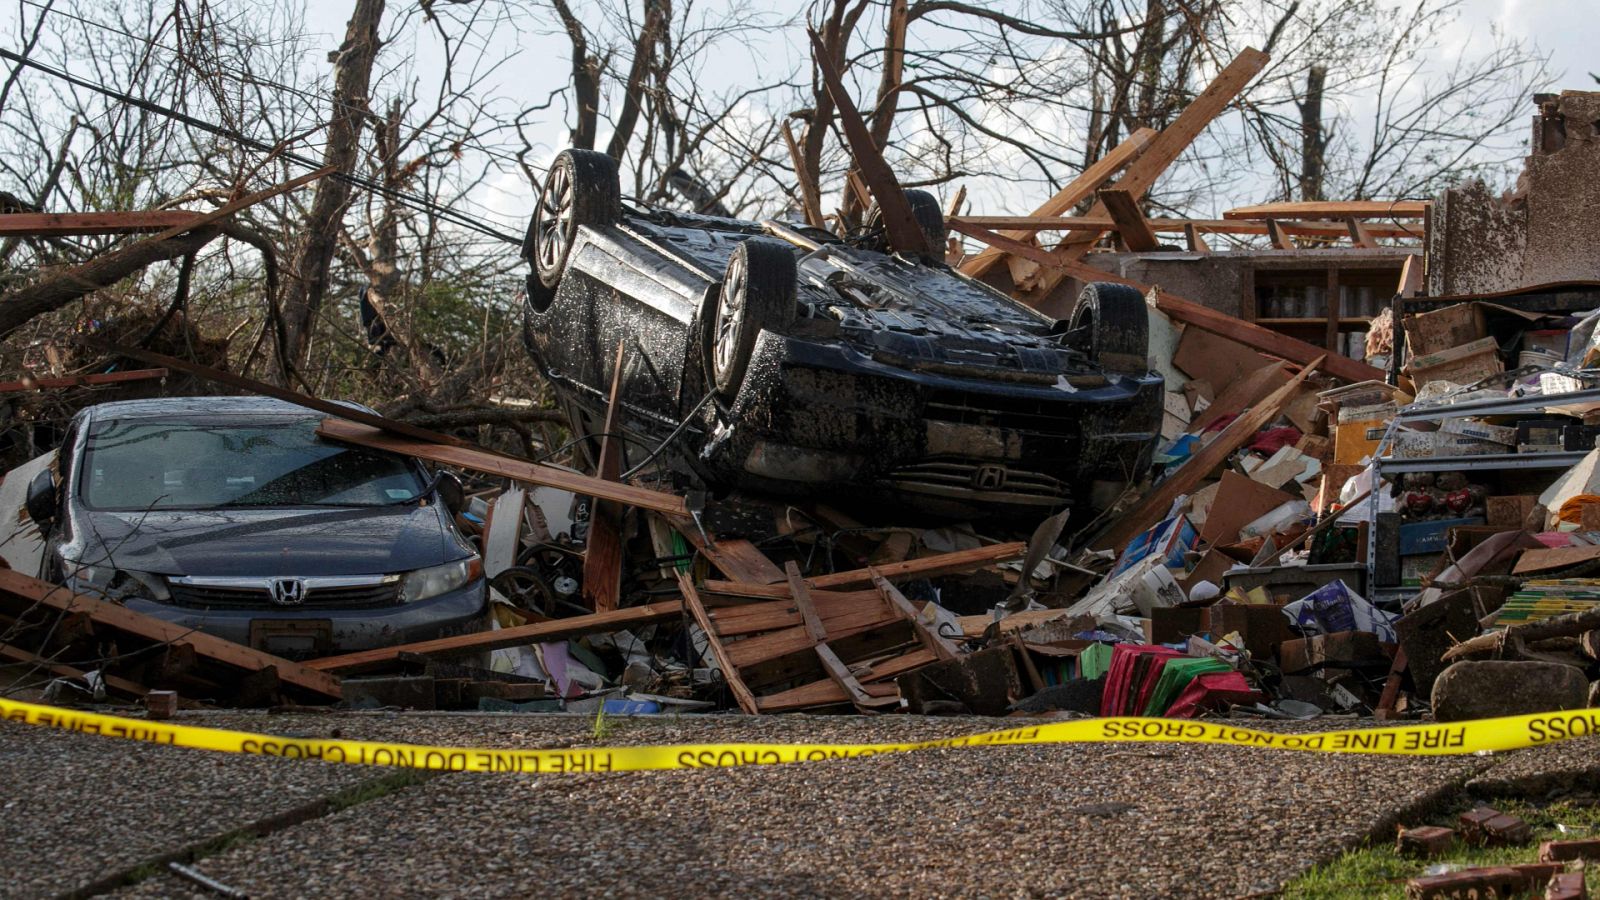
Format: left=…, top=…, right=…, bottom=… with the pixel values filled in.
left=8, top=708, right=1579, bottom=898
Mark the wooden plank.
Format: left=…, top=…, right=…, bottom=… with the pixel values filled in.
left=960, top=127, right=1156, bottom=279
left=726, top=612, right=900, bottom=669
left=1184, top=222, right=1210, bottom=252
left=305, top=599, right=685, bottom=673
left=318, top=419, right=687, bottom=516
left=704, top=542, right=1028, bottom=598
left=706, top=589, right=886, bottom=636
left=786, top=561, right=827, bottom=643
left=946, top=219, right=1385, bottom=384
left=0, top=639, right=149, bottom=698
left=0, top=368, right=167, bottom=393
left=1224, top=200, right=1429, bottom=220
left=1099, top=188, right=1159, bottom=251
left=755, top=647, right=933, bottom=711
left=582, top=341, right=627, bottom=613
left=1087, top=357, right=1323, bottom=553
left=807, top=29, right=931, bottom=256
left=678, top=573, right=759, bottom=714
left=873, top=573, right=960, bottom=660
left=949, top=215, right=1421, bottom=239
left=0, top=570, right=340, bottom=699
left=0, top=211, right=203, bottom=237
left=1397, top=252, right=1423, bottom=297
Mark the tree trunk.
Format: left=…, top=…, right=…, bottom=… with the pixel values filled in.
left=551, top=0, right=600, bottom=151
left=605, top=0, right=669, bottom=160
left=1299, top=64, right=1327, bottom=202
left=273, top=0, right=384, bottom=385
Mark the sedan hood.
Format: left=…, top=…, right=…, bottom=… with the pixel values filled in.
left=68, top=504, right=459, bottom=577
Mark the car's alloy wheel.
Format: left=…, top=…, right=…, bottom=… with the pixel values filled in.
left=702, top=239, right=797, bottom=401
left=524, top=149, right=621, bottom=291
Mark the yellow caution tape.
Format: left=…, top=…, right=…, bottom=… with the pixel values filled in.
left=5, top=697, right=1600, bottom=773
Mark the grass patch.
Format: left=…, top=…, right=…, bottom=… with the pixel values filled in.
left=1283, top=797, right=1600, bottom=899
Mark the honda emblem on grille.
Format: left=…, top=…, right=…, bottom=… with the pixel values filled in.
left=269, top=579, right=305, bottom=606
left=972, top=464, right=1007, bottom=490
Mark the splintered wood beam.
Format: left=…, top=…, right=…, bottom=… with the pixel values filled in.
left=679, top=573, right=759, bottom=714
left=704, top=542, right=1028, bottom=599
left=306, top=599, right=685, bottom=674
left=1184, top=222, right=1211, bottom=253
left=0, top=211, right=204, bottom=237
left=1099, top=188, right=1159, bottom=251
left=1087, top=358, right=1324, bottom=553
left=318, top=419, right=689, bottom=516
left=582, top=341, right=627, bottom=613
left=1346, top=216, right=1378, bottom=248
left=960, top=127, right=1156, bottom=279
left=1224, top=200, right=1429, bottom=220
left=786, top=561, right=828, bottom=643
left=1397, top=252, right=1423, bottom=298
left=815, top=642, right=889, bottom=709
left=781, top=120, right=825, bottom=229
left=807, top=28, right=931, bottom=256
left=945, top=218, right=1386, bottom=384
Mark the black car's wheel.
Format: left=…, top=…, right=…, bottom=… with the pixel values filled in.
left=703, top=239, right=797, bottom=400
left=905, top=189, right=948, bottom=255
left=1069, top=282, right=1149, bottom=375
left=527, top=149, right=621, bottom=289
left=864, top=189, right=947, bottom=257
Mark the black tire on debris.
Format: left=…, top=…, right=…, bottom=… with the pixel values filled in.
left=701, top=238, right=798, bottom=401
left=1069, top=282, right=1149, bottom=375
left=904, top=188, right=948, bottom=256
left=526, top=149, right=622, bottom=289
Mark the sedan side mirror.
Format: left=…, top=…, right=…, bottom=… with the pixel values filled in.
left=25, top=469, right=56, bottom=525
left=436, top=471, right=465, bottom=516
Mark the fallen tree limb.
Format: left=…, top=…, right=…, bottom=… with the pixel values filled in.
left=1442, top=604, right=1600, bottom=663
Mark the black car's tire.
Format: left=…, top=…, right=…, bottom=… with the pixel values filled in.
left=864, top=189, right=947, bottom=257
left=527, top=149, right=622, bottom=289
left=703, top=239, right=797, bottom=401
left=1069, top=282, right=1149, bottom=375
left=905, top=189, right=948, bottom=255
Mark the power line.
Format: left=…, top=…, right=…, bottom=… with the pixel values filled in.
left=0, top=47, right=525, bottom=245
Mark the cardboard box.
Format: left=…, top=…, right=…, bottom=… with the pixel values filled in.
left=1407, top=337, right=1503, bottom=388
left=1403, top=303, right=1487, bottom=357
left=1486, top=495, right=1538, bottom=528
left=1334, top=418, right=1388, bottom=465
left=1398, top=517, right=1485, bottom=556
left=1278, top=630, right=1388, bottom=673
left=1197, top=471, right=1294, bottom=547
left=1431, top=434, right=1513, bottom=458
left=1390, top=431, right=1436, bottom=458
left=1147, top=606, right=1210, bottom=644
left=1209, top=602, right=1294, bottom=659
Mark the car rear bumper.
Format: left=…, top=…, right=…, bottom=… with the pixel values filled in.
left=699, top=333, right=1163, bottom=516
left=125, top=579, right=489, bottom=655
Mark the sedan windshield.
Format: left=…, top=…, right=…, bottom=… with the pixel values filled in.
left=79, top=417, right=424, bottom=510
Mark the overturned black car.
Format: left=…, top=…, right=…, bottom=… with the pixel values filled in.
left=521, top=149, right=1163, bottom=521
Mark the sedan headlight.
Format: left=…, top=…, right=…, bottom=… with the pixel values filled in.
left=399, top=557, right=481, bottom=603
left=65, top=563, right=171, bottom=602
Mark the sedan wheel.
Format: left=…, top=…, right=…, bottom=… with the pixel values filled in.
left=523, top=149, right=622, bottom=290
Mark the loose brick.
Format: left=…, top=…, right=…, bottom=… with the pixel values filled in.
left=1546, top=870, right=1588, bottom=900
left=1543, top=838, right=1600, bottom=862
left=1483, top=813, right=1534, bottom=846
left=1397, top=825, right=1456, bottom=857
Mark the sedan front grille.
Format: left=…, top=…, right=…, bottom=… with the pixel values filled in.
left=166, top=578, right=403, bottom=610
left=884, top=460, right=1069, bottom=506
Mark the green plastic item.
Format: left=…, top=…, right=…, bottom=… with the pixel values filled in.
left=1079, top=643, right=1113, bottom=680
left=1142, top=657, right=1231, bottom=716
